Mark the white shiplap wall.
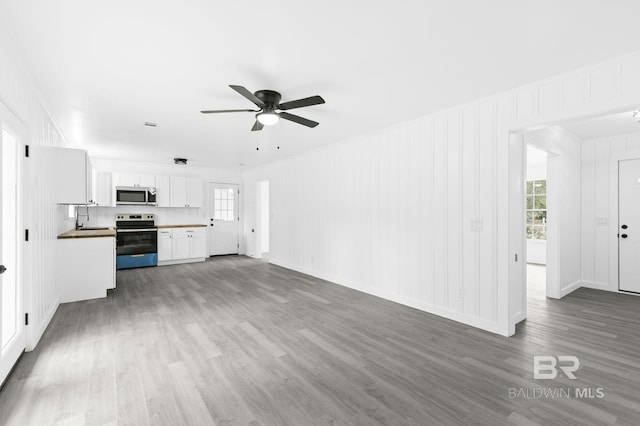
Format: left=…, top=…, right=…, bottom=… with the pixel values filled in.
left=243, top=51, right=640, bottom=336
left=581, top=132, right=640, bottom=293
left=0, top=27, right=68, bottom=350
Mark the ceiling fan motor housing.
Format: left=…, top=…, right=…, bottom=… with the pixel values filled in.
left=254, top=90, right=281, bottom=111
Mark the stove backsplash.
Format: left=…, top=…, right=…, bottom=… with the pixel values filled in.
left=76, top=205, right=207, bottom=228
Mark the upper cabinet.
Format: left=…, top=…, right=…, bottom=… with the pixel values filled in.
left=55, top=148, right=92, bottom=205
left=114, top=173, right=156, bottom=188
left=170, top=177, right=202, bottom=208
left=92, top=170, right=114, bottom=207
left=155, top=175, right=171, bottom=207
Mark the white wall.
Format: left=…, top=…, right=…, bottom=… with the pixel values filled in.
left=526, top=145, right=547, bottom=265
left=524, top=128, right=582, bottom=299
left=86, top=158, right=242, bottom=228
left=581, top=131, right=640, bottom=293
left=0, top=27, right=68, bottom=350
left=244, top=51, right=640, bottom=336
left=259, top=181, right=269, bottom=253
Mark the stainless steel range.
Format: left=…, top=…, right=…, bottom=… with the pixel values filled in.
left=115, top=214, right=158, bottom=269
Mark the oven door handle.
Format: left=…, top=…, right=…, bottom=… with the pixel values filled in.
left=116, top=228, right=158, bottom=233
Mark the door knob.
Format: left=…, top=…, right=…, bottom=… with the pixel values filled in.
left=0, top=265, right=6, bottom=274
left=622, top=224, right=628, bottom=229
left=621, top=234, right=628, bottom=238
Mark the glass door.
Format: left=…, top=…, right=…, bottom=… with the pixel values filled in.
left=1, top=112, right=25, bottom=385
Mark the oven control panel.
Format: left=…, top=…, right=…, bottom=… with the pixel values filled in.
left=116, top=214, right=155, bottom=221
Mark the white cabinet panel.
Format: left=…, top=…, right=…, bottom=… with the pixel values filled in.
left=158, top=229, right=173, bottom=261
left=172, top=230, right=190, bottom=260
left=188, top=178, right=203, bottom=208
left=92, top=170, right=113, bottom=207
left=58, top=237, right=115, bottom=302
left=114, top=173, right=156, bottom=188
left=139, top=175, right=156, bottom=188
left=54, top=147, right=90, bottom=204
left=170, top=176, right=188, bottom=207
left=190, top=228, right=206, bottom=258
left=155, top=175, right=171, bottom=207
left=169, top=177, right=201, bottom=208
left=158, top=227, right=207, bottom=264
left=114, top=173, right=137, bottom=187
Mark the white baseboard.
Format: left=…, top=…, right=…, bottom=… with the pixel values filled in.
left=158, top=257, right=205, bottom=266
left=580, top=280, right=612, bottom=291
left=269, top=258, right=502, bottom=336
left=27, top=297, right=60, bottom=352
left=558, top=280, right=582, bottom=298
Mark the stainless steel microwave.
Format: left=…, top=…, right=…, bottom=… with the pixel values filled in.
left=115, top=187, right=157, bottom=205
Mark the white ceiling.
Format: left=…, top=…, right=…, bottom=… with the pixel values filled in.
left=2, top=1, right=640, bottom=169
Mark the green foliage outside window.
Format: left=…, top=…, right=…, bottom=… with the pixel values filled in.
left=526, top=180, right=546, bottom=240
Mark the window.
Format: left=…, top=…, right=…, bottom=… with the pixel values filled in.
left=213, top=188, right=235, bottom=221
left=526, top=180, right=546, bottom=240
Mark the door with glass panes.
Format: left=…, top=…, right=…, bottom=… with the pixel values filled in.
left=0, top=107, right=25, bottom=386
left=209, top=183, right=239, bottom=256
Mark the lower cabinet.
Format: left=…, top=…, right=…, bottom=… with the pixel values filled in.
left=58, top=236, right=116, bottom=303
left=157, top=227, right=206, bottom=265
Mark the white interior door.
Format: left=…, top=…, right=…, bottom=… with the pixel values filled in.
left=209, top=183, right=239, bottom=256
left=619, top=159, right=640, bottom=293
left=1, top=117, right=25, bottom=385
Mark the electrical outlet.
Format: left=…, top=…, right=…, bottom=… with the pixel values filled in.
left=471, top=219, right=484, bottom=232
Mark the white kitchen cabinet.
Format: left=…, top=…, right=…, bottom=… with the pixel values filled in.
left=58, top=236, right=116, bottom=303
left=157, top=227, right=206, bottom=265
left=92, top=170, right=114, bottom=207
left=170, top=176, right=188, bottom=207
left=114, top=173, right=156, bottom=188
left=169, top=176, right=202, bottom=208
left=187, top=178, right=203, bottom=208
left=54, top=147, right=92, bottom=205
left=190, top=227, right=206, bottom=257
left=172, top=229, right=191, bottom=260
left=155, top=175, right=171, bottom=207
left=157, top=229, right=173, bottom=261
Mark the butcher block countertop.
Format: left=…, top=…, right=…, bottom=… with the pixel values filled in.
left=58, top=228, right=117, bottom=239
left=157, top=224, right=207, bottom=228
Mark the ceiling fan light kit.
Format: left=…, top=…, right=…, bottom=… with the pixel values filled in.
left=201, top=85, right=325, bottom=131
left=256, top=111, right=279, bottom=126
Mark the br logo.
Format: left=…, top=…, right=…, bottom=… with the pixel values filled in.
left=533, top=355, right=580, bottom=379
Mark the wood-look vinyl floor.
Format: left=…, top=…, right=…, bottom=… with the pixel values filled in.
left=1, top=256, right=639, bottom=425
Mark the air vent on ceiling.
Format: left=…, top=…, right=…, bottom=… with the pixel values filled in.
left=144, top=122, right=158, bottom=127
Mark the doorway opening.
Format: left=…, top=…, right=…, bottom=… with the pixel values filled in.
left=256, top=180, right=270, bottom=260
left=525, top=145, right=548, bottom=302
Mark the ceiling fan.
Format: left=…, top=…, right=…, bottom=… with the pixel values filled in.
left=201, top=85, right=325, bottom=131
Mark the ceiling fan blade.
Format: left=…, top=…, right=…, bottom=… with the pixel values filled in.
left=251, top=120, right=264, bottom=131
left=279, top=112, right=319, bottom=128
left=278, top=95, right=325, bottom=111
left=200, top=109, right=258, bottom=114
left=229, top=85, right=265, bottom=108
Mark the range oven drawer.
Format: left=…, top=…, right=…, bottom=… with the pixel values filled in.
left=116, top=253, right=158, bottom=270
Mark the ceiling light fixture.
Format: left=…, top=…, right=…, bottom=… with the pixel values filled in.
left=174, top=158, right=187, bottom=165
left=256, top=111, right=279, bottom=126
